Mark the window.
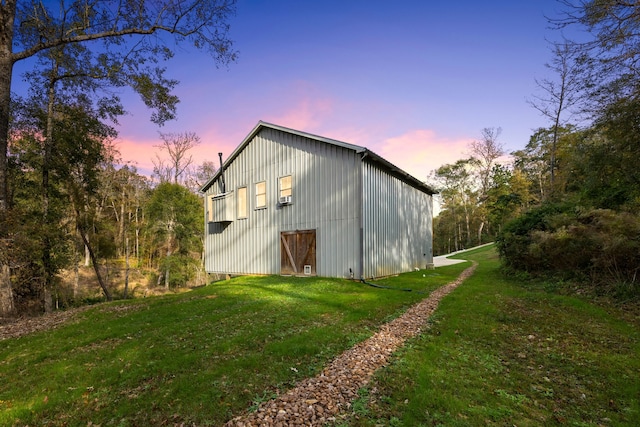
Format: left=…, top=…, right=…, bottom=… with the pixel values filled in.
left=255, top=181, right=266, bottom=208
left=237, top=187, right=247, bottom=218
left=279, top=175, right=292, bottom=198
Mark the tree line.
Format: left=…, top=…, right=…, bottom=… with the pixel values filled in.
left=0, top=0, right=237, bottom=315
left=2, top=0, right=639, bottom=315
left=432, top=0, right=640, bottom=298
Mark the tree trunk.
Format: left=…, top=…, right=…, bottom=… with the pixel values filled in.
left=124, top=236, right=130, bottom=299
left=119, top=187, right=125, bottom=255
left=0, top=2, right=17, bottom=317
left=77, top=224, right=112, bottom=301
left=0, top=263, right=13, bottom=315
left=463, top=204, right=471, bottom=248
left=74, top=255, right=79, bottom=299
left=0, top=1, right=16, bottom=210
left=84, top=243, right=91, bottom=267
left=41, top=67, right=58, bottom=313
left=165, top=248, right=171, bottom=290
left=477, top=221, right=485, bottom=246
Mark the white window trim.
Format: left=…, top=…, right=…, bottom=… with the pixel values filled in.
left=237, top=186, right=248, bottom=219
left=255, top=180, right=267, bottom=209
left=279, top=175, right=292, bottom=199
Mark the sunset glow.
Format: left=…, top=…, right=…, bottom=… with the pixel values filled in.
left=13, top=0, right=563, bottom=184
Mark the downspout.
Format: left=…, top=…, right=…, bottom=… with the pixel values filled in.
left=359, top=151, right=368, bottom=279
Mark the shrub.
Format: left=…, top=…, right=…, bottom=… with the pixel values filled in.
left=498, top=206, right=640, bottom=297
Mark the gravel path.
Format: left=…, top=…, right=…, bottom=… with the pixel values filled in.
left=225, top=262, right=478, bottom=427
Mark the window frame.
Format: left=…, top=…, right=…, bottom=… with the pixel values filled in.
left=237, top=186, right=248, bottom=219
left=255, top=180, right=267, bottom=209
left=279, top=175, right=292, bottom=200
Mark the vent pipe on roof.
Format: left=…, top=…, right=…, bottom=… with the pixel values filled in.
left=218, top=152, right=226, bottom=193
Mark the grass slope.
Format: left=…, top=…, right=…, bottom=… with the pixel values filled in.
left=2, top=246, right=638, bottom=426
left=0, top=265, right=466, bottom=426
left=343, top=247, right=640, bottom=427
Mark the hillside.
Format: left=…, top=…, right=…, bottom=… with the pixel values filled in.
left=1, top=246, right=638, bottom=426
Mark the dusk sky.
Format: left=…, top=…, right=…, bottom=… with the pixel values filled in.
left=13, top=0, right=572, bottom=182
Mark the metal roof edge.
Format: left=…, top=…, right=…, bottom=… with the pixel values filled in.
left=199, top=121, right=264, bottom=192
left=200, top=121, right=367, bottom=193
left=361, top=148, right=438, bottom=195
left=200, top=121, right=437, bottom=195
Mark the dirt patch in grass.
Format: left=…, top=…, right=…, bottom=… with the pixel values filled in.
left=0, top=306, right=92, bottom=341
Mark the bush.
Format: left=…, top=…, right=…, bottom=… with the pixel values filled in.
left=496, top=203, right=569, bottom=272
left=498, top=205, right=640, bottom=297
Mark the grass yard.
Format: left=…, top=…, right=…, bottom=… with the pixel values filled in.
left=0, top=264, right=466, bottom=426
left=341, top=247, right=640, bottom=427
left=2, top=246, right=638, bottom=426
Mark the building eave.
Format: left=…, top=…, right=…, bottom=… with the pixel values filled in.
left=200, top=121, right=437, bottom=196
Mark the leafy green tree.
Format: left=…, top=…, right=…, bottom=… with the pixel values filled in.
left=432, top=158, right=479, bottom=251
left=484, top=165, right=531, bottom=234
left=6, top=97, right=116, bottom=310
left=1, top=0, right=237, bottom=210
left=512, top=125, right=577, bottom=202
left=145, top=183, right=202, bottom=289
left=566, top=98, right=640, bottom=210
left=1, top=0, right=236, bottom=313
left=469, top=127, right=504, bottom=241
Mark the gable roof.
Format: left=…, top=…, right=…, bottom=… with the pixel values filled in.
left=200, top=121, right=437, bottom=195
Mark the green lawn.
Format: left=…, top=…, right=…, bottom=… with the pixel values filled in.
left=341, top=247, right=640, bottom=427
left=2, top=246, right=638, bottom=426
left=0, top=265, right=465, bottom=426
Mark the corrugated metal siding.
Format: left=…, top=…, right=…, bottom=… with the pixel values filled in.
left=204, top=128, right=361, bottom=278
left=361, top=160, right=433, bottom=278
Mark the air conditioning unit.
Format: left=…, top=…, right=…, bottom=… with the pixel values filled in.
left=279, top=195, right=292, bottom=205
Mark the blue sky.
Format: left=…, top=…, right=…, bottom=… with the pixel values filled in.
left=12, top=0, right=570, bottom=181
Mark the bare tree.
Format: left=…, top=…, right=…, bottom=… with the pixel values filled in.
left=185, top=160, right=218, bottom=192
left=529, top=41, right=583, bottom=190
left=154, top=131, right=201, bottom=185
left=470, top=127, right=505, bottom=199
left=152, top=154, right=173, bottom=184
left=469, top=127, right=504, bottom=244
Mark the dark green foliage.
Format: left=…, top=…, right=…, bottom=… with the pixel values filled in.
left=498, top=206, right=640, bottom=296
left=496, top=0, right=640, bottom=298
left=567, top=98, right=640, bottom=209
left=144, top=182, right=203, bottom=287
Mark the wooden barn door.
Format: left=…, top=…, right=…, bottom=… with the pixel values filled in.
left=280, top=230, right=316, bottom=275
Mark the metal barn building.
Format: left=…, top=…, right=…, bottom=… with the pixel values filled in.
left=200, top=121, right=436, bottom=279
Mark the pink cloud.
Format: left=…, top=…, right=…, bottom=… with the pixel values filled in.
left=375, top=129, right=473, bottom=181
left=263, top=82, right=335, bottom=132
left=115, top=126, right=239, bottom=176
left=114, top=137, right=157, bottom=174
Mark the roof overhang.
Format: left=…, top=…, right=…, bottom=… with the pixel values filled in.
left=200, top=121, right=437, bottom=195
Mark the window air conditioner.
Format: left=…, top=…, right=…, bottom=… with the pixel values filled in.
left=279, top=195, right=292, bottom=205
